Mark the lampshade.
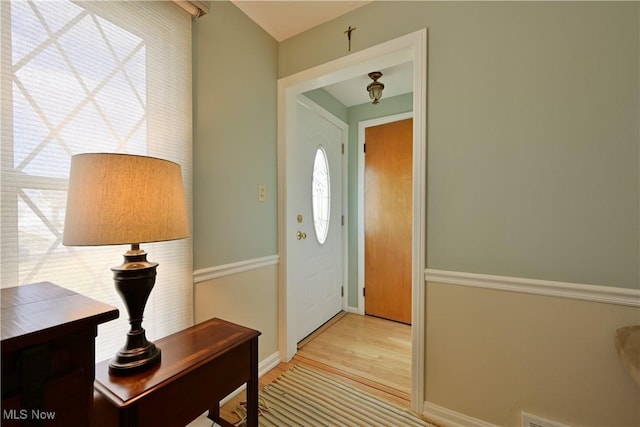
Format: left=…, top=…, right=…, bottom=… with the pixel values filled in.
left=63, top=153, right=189, bottom=246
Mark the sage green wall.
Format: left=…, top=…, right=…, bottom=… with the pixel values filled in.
left=303, top=89, right=348, bottom=123
left=280, top=1, right=640, bottom=289
left=190, top=2, right=639, bottom=424
left=192, top=1, right=278, bottom=269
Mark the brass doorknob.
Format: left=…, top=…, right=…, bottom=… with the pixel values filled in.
left=296, top=231, right=307, bottom=240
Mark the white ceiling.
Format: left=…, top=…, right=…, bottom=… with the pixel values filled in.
left=231, top=0, right=413, bottom=107
left=321, top=61, right=413, bottom=107
left=231, top=1, right=371, bottom=42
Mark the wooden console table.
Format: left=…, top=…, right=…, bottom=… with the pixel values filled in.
left=92, top=318, right=261, bottom=427
left=1, top=282, right=118, bottom=427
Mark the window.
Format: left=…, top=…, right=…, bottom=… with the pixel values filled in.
left=1, top=0, right=193, bottom=363
left=311, top=146, right=330, bottom=244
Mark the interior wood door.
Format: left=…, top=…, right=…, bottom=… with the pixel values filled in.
left=364, top=118, right=412, bottom=324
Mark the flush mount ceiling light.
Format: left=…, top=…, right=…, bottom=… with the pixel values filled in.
left=366, top=71, right=384, bottom=104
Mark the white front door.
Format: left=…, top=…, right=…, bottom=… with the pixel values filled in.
left=291, top=97, right=345, bottom=342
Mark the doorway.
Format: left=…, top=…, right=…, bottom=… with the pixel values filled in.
left=277, top=29, right=427, bottom=413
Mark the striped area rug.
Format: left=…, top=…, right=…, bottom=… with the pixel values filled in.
left=237, top=365, right=435, bottom=427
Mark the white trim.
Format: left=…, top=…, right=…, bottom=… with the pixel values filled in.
left=258, top=351, right=282, bottom=377
left=278, top=28, right=428, bottom=415
left=193, top=255, right=279, bottom=283
left=410, top=28, right=428, bottom=414
left=425, top=269, right=640, bottom=307
left=345, top=305, right=359, bottom=314
left=357, top=112, right=414, bottom=316
left=422, top=401, right=499, bottom=427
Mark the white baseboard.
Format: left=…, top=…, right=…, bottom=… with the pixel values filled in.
left=258, top=351, right=281, bottom=376
left=425, top=269, right=640, bottom=307
left=194, top=255, right=279, bottom=283
left=423, top=401, right=498, bottom=427
left=345, top=305, right=359, bottom=314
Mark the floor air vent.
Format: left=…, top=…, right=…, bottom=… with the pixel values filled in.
left=522, top=412, right=569, bottom=427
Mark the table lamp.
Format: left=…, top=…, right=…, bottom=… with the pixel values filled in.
left=63, top=153, right=189, bottom=376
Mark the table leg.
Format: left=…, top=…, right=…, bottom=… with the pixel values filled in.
left=207, top=403, right=220, bottom=424
left=246, top=338, right=259, bottom=427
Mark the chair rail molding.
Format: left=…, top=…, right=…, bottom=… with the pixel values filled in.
left=194, top=255, right=279, bottom=283
left=425, top=269, right=640, bottom=307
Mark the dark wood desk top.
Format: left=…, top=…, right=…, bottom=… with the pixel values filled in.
left=95, top=318, right=261, bottom=407
left=1, top=282, right=119, bottom=352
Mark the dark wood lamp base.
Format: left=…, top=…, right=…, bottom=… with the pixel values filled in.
left=109, top=245, right=161, bottom=376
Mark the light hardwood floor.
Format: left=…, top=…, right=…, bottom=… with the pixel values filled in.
left=214, top=313, right=412, bottom=425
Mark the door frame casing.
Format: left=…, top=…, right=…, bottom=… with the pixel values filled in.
left=277, top=29, right=427, bottom=413
left=357, top=112, right=414, bottom=316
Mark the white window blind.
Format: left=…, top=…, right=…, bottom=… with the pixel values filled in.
left=1, top=0, right=193, bottom=363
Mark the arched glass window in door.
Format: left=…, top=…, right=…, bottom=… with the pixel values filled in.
left=312, top=146, right=330, bottom=244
